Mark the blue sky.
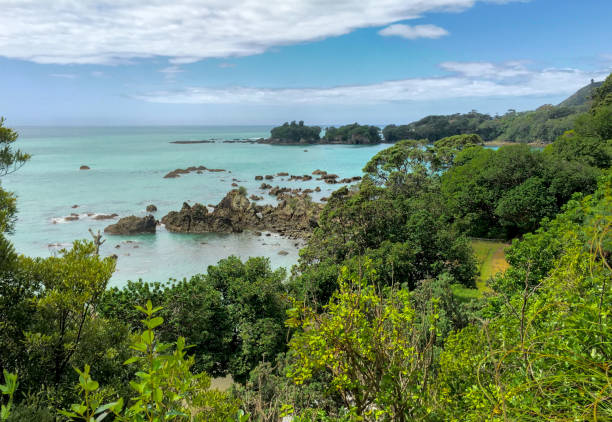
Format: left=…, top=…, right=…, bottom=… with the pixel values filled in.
left=0, top=0, right=611, bottom=126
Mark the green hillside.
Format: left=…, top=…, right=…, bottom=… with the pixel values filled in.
left=384, top=80, right=604, bottom=144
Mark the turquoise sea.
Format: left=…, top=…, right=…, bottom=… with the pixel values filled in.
left=3, top=126, right=389, bottom=287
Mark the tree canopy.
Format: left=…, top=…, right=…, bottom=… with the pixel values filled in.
left=269, top=121, right=321, bottom=143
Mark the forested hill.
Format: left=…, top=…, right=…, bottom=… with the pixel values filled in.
left=383, top=80, right=603, bottom=144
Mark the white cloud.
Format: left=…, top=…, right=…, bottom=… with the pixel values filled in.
left=439, top=61, right=531, bottom=78
left=219, top=62, right=236, bottom=68
left=378, top=24, right=449, bottom=39
left=49, top=73, right=77, bottom=79
left=90, top=71, right=105, bottom=77
left=0, top=0, right=524, bottom=65
left=134, top=63, right=608, bottom=105
left=159, top=65, right=184, bottom=80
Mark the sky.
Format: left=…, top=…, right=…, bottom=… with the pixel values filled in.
left=0, top=0, right=611, bottom=126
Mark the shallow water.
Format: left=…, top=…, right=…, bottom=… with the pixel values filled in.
left=3, top=126, right=389, bottom=287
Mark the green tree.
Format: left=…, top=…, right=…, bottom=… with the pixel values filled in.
left=101, top=256, right=288, bottom=384
left=19, top=241, right=118, bottom=388
left=61, top=301, right=243, bottom=421
left=101, top=276, right=232, bottom=376
left=441, top=143, right=601, bottom=238
left=324, top=123, right=381, bottom=144
left=287, top=264, right=441, bottom=421
left=436, top=170, right=612, bottom=421
left=494, top=177, right=557, bottom=236
left=432, top=133, right=484, bottom=171
left=207, top=256, right=288, bottom=383
left=0, top=118, right=29, bottom=271
left=0, top=118, right=29, bottom=178
left=270, top=121, right=321, bottom=143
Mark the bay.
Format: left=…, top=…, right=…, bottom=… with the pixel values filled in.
left=3, top=126, right=389, bottom=287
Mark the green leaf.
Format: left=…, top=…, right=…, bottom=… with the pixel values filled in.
left=124, top=356, right=139, bottom=365
left=148, top=316, right=163, bottom=329
left=71, top=403, right=88, bottom=415
left=141, top=330, right=154, bottom=345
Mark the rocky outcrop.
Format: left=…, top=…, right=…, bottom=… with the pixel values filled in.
left=80, top=165, right=90, bottom=170
left=104, top=215, right=157, bottom=235
left=164, top=165, right=225, bottom=179
left=94, top=213, right=119, bottom=220
left=170, top=140, right=214, bottom=144
left=146, top=204, right=157, bottom=212
left=161, top=189, right=322, bottom=239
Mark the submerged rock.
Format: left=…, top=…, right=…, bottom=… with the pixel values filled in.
left=104, top=215, right=157, bottom=235
left=93, top=213, right=119, bottom=220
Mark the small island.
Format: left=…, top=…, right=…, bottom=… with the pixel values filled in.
left=259, top=120, right=383, bottom=145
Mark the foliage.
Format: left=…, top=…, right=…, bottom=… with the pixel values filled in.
left=441, top=143, right=601, bottom=238
left=574, top=105, right=612, bottom=141
left=0, top=117, right=29, bottom=261
left=1, top=241, right=132, bottom=407
left=591, top=72, right=612, bottom=110
left=544, top=132, right=612, bottom=169
left=0, top=117, right=30, bottom=177
left=324, top=123, right=381, bottom=144
left=436, top=170, right=612, bottom=421
left=287, top=263, right=443, bottom=421
left=232, top=354, right=343, bottom=421
left=0, top=370, right=18, bottom=421
left=61, top=301, right=243, bottom=421
left=270, top=121, right=321, bottom=143
left=206, top=256, right=288, bottom=383
left=363, top=135, right=483, bottom=186
left=432, top=134, right=484, bottom=171
left=101, top=256, right=288, bottom=383
left=362, top=139, right=433, bottom=186
left=293, top=175, right=476, bottom=305
left=382, top=111, right=497, bottom=143
left=382, top=79, right=607, bottom=144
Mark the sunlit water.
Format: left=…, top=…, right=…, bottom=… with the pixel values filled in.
left=3, top=126, right=389, bottom=287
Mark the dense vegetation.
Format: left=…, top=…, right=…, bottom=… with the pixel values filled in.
left=1, top=74, right=611, bottom=421
left=323, top=123, right=381, bottom=144
left=383, top=81, right=604, bottom=143
left=268, top=122, right=381, bottom=145
left=269, top=121, right=321, bottom=143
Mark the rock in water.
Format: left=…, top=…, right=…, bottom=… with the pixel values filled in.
left=161, top=189, right=322, bottom=238
left=80, top=165, right=90, bottom=170
left=146, top=204, right=158, bottom=212
left=104, top=215, right=157, bottom=235
left=93, top=213, right=119, bottom=220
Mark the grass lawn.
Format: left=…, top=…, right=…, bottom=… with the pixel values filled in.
left=452, top=239, right=510, bottom=301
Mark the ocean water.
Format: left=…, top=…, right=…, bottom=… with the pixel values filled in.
left=3, top=126, right=389, bottom=287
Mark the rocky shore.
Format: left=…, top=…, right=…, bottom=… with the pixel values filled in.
left=161, top=189, right=322, bottom=239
